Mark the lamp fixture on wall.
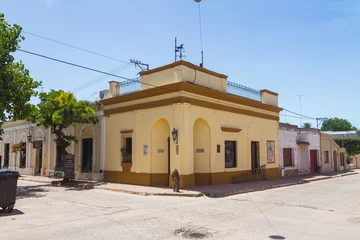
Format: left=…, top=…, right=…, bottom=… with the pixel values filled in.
left=27, top=131, right=32, bottom=143
left=172, top=128, right=178, bottom=144
left=27, top=131, right=45, bottom=143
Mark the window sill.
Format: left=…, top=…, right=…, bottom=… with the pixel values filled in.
left=224, top=167, right=238, bottom=172
left=284, top=166, right=297, bottom=169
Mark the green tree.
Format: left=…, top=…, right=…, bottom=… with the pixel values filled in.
left=302, top=122, right=312, bottom=128
left=32, top=90, right=98, bottom=178
left=0, top=13, right=41, bottom=138
left=320, top=118, right=357, bottom=131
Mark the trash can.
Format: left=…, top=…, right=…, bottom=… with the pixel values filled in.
left=0, top=170, right=19, bottom=213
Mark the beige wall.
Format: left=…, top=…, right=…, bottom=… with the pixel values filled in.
left=0, top=120, right=102, bottom=180
left=320, top=133, right=345, bottom=173
left=140, top=62, right=227, bottom=93
left=104, top=103, right=279, bottom=178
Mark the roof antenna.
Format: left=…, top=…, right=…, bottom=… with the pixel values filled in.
left=175, top=37, right=185, bottom=61
left=195, top=0, right=204, bottom=67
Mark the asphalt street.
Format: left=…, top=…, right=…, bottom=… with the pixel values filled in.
left=1, top=174, right=360, bottom=240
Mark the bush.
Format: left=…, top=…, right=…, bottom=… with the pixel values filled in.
left=334, top=138, right=360, bottom=156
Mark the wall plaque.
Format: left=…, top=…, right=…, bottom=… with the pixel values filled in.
left=143, top=145, right=148, bottom=156
left=196, top=148, right=205, bottom=153
left=157, top=149, right=164, bottom=153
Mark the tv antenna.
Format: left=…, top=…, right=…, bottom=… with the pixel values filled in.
left=174, top=37, right=185, bottom=61
left=195, top=0, right=204, bottom=67
left=130, top=59, right=149, bottom=71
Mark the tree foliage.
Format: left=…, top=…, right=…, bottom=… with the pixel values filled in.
left=0, top=13, right=41, bottom=137
left=32, top=90, right=98, bottom=156
left=302, top=122, right=312, bottom=128
left=334, top=138, right=360, bottom=156
left=320, top=118, right=357, bottom=131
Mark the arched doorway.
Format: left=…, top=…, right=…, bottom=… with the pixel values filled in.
left=193, top=118, right=211, bottom=185
left=79, top=125, right=95, bottom=174
left=151, top=118, right=170, bottom=186
left=333, top=151, right=338, bottom=171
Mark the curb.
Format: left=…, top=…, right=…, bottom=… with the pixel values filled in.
left=94, top=187, right=204, bottom=198
left=18, top=178, right=52, bottom=184
left=202, top=172, right=359, bottom=198
left=18, top=178, right=203, bottom=198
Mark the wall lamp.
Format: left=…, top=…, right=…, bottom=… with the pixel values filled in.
left=172, top=128, right=178, bottom=144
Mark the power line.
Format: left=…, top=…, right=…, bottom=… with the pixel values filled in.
left=22, top=31, right=132, bottom=65
left=18, top=49, right=135, bottom=82
left=282, top=108, right=316, bottom=120
left=72, top=63, right=132, bottom=93
left=19, top=48, right=314, bottom=120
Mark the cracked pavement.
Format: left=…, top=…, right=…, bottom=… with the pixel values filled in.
left=1, top=174, right=360, bottom=240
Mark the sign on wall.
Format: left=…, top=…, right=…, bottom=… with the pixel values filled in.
left=157, top=149, right=164, bottom=153
left=196, top=148, right=205, bottom=153
left=143, top=145, right=148, bottom=156
left=267, top=141, right=275, bottom=163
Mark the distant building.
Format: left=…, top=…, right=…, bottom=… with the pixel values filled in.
left=278, top=123, right=320, bottom=177
left=321, top=131, right=360, bottom=139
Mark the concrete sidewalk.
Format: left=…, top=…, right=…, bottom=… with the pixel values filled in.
left=190, top=170, right=359, bottom=197
left=18, top=170, right=358, bottom=198
left=17, top=175, right=203, bottom=197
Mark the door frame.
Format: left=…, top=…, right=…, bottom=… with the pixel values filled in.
left=310, top=150, right=318, bottom=173
left=251, top=141, right=260, bottom=170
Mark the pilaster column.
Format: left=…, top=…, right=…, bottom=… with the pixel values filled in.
left=134, top=110, right=143, bottom=173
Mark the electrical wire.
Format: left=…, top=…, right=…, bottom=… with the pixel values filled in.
left=22, top=31, right=132, bottom=65
left=72, top=63, right=132, bottom=93
left=282, top=108, right=316, bottom=120
left=18, top=49, right=135, bottom=82
left=19, top=48, right=315, bottom=120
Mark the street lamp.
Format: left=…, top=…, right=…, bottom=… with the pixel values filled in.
left=172, top=128, right=178, bottom=144
left=27, top=131, right=32, bottom=143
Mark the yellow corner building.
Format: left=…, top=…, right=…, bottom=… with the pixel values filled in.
left=100, top=60, right=282, bottom=188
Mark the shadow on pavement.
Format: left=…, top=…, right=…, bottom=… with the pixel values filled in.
left=269, top=235, right=286, bottom=239
left=17, top=184, right=50, bottom=199
left=188, top=170, right=357, bottom=198
left=51, top=180, right=105, bottom=191
left=0, top=209, right=25, bottom=217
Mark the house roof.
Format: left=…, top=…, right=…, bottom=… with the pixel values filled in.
left=321, top=131, right=357, bottom=135
left=139, top=60, right=228, bottom=79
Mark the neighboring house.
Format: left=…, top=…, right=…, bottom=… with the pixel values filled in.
left=351, top=154, right=360, bottom=169
left=320, top=133, right=347, bottom=173
left=321, top=131, right=360, bottom=139
left=100, top=60, right=283, bottom=188
left=0, top=114, right=104, bottom=181
left=278, top=123, right=320, bottom=177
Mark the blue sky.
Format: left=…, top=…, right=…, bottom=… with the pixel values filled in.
left=2, top=0, right=360, bottom=128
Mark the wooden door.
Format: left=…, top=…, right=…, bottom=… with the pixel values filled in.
left=333, top=151, right=337, bottom=171
left=310, top=150, right=318, bottom=173
left=251, top=142, right=259, bottom=170
left=283, top=148, right=293, bottom=167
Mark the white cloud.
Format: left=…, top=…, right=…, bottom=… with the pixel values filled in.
left=45, top=0, right=55, bottom=8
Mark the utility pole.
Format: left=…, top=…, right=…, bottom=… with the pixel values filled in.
left=316, top=117, right=328, bottom=130
left=297, top=95, right=302, bottom=127
left=130, top=59, right=149, bottom=72
left=194, top=0, right=204, bottom=67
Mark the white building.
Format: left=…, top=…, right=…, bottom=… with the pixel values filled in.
left=278, top=123, right=320, bottom=177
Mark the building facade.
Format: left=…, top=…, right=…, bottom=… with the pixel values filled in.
left=320, top=133, right=347, bottom=173
left=100, top=60, right=282, bottom=188
left=278, top=123, right=320, bottom=177
left=0, top=118, right=104, bottom=181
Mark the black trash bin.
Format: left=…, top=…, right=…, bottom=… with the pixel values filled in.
left=0, top=169, right=18, bottom=213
